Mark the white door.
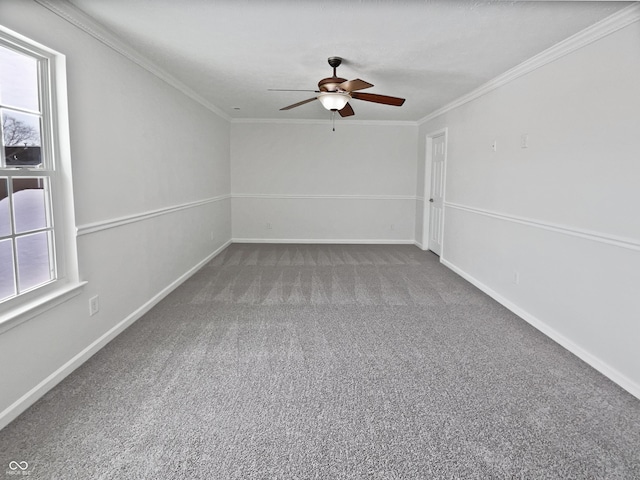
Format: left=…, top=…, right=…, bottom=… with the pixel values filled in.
left=428, top=133, right=446, bottom=255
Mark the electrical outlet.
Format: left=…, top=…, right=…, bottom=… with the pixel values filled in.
left=491, top=140, right=498, bottom=152
left=266, top=222, right=272, bottom=230
left=390, top=224, right=395, bottom=231
left=513, top=271, right=520, bottom=285
left=521, top=134, right=529, bottom=148
left=89, top=295, right=100, bottom=316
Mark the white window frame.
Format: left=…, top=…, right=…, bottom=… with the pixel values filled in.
left=0, top=26, right=83, bottom=334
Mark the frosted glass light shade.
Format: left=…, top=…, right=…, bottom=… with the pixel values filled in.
left=317, top=92, right=350, bottom=111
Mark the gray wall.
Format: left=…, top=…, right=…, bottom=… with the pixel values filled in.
left=0, top=0, right=232, bottom=426
left=417, top=21, right=640, bottom=397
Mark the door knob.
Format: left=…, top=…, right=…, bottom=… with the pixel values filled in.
left=429, top=198, right=434, bottom=203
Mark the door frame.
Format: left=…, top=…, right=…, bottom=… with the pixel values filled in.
left=422, top=127, right=448, bottom=255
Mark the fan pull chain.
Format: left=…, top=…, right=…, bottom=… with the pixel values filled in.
left=332, top=110, right=336, bottom=132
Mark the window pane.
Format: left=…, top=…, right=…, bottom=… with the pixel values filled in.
left=0, top=45, right=40, bottom=112
left=13, top=178, right=49, bottom=233
left=0, top=238, right=16, bottom=301
left=17, top=231, right=52, bottom=292
left=2, top=110, right=42, bottom=167
left=0, top=178, right=10, bottom=237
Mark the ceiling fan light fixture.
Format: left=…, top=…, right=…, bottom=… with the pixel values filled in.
left=317, top=92, right=351, bottom=111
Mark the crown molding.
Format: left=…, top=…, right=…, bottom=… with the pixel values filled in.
left=34, top=1, right=640, bottom=127
left=33, top=0, right=232, bottom=122
left=418, top=3, right=640, bottom=125
left=231, top=117, right=418, bottom=127
left=32, top=0, right=415, bottom=126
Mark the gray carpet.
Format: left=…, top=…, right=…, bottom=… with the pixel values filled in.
left=1, top=244, right=639, bottom=479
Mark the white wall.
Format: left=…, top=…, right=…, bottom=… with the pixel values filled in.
left=418, top=21, right=640, bottom=396
left=0, top=0, right=231, bottom=426
left=231, top=121, right=418, bottom=243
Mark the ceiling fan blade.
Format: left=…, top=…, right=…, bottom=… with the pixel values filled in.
left=280, top=97, right=318, bottom=110
left=338, top=102, right=355, bottom=117
left=338, top=78, right=374, bottom=92
left=351, top=92, right=405, bottom=106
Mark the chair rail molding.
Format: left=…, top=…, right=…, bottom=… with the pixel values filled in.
left=77, top=194, right=231, bottom=236
left=445, top=202, right=640, bottom=252
left=232, top=193, right=417, bottom=201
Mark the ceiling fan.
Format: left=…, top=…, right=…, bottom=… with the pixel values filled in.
left=271, top=57, right=405, bottom=118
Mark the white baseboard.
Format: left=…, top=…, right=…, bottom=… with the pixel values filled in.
left=232, top=238, right=416, bottom=245
left=440, top=257, right=640, bottom=400
left=0, top=239, right=232, bottom=431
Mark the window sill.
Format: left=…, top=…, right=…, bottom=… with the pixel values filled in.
left=0, top=281, right=87, bottom=335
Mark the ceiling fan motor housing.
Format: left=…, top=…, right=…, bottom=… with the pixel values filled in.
left=318, top=76, right=348, bottom=92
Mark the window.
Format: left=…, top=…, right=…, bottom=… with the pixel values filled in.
left=0, top=27, right=81, bottom=330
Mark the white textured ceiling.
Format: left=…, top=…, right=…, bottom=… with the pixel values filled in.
left=65, top=0, right=630, bottom=122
